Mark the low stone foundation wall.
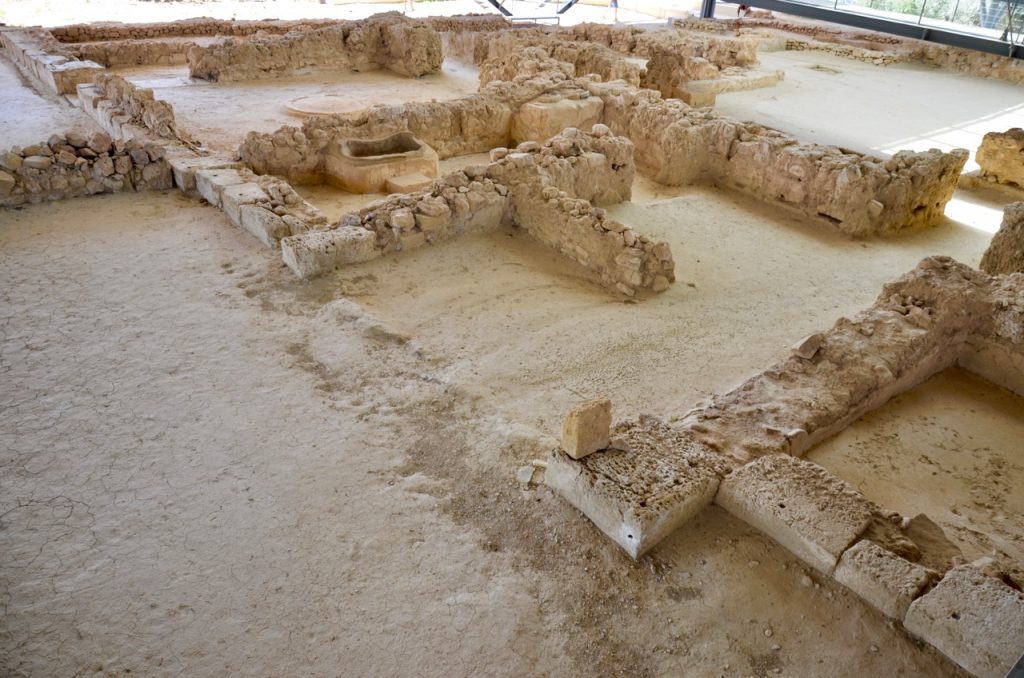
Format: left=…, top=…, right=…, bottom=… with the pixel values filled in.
left=544, top=257, right=1024, bottom=676
left=78, top=74, right=197, bottom=145
left=240, top=68, right=583, bottom=182
left=590, top=79, right=966, bottom=237
left=0, top=131, right=172, bottom=207
left=186, top=13, right=443, bottom=82
left=50, top=15, right=508, bottom=43
left=0, top=27, right=103, bottom=95
left=282, top=127, right=674, bottom=296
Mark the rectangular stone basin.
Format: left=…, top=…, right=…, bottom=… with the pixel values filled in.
left=324, top=131, right=439, bottom=194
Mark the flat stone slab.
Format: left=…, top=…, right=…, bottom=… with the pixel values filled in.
left=545, top=419, right=728, bottom=559
left=221, top=182, right=270, bottom=225
left=281, top=227, right=380, bottom=278
left=834, top=539, right=934, bottom=620
left=166, top=154, right=240, bottom=195
left=905, top=566, right=1024, bottom=678
left=194, top=168, right=249, bottom=207
left=385, top=172, right=434, bottom=194
left=715, top=455, right=873, bottom=574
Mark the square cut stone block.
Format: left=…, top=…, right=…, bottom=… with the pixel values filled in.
left=195, top=168, right=248, bottom=207
left=281, top=227, right=380, bottom=278
left=834, top=539, right=934, bottom=620
left=385, top=172, right=434, bottom=194
left=221, top=183, right=270, bottom=226
left=562, top=398, right=611, bottom=460
left=715, top=455, right=873, bottom=574
left=905, top=566, right=1024, bottom=678
left=168, top=155, right=241, bottom=196
left=238, top=204, right=288, bottom=248
left=546, top=419, right=728, bottom=559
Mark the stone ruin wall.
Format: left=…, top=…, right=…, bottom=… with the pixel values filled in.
left=0, top=27, right=102, bottom=95
left=980, top=202, right=1024, bottom=276
left=48, top=14, right=508, bottom=43
left=679, top=16, right=1024, bottom=85
left=81, top=74, right=197, bottom=146
left=282, top=127, right=675, bottom=296
left=186, top=14, right=443, bottom=82
left=242, top=49, right=965, bottom=239
left=589, top=78, right=966, bottom=236
left=0, top=131, right=172, bottom=207
left=976, top=128, right=1024, bottom=189
left=444, top=22, right=762, bottom=99
left=1, top=15, right=507, bottom=92
left=545, top=257, right=1024, bottom=674
left=676, top=257, right=1024, bottom=462
left=238, top=68, right=581, bottom=182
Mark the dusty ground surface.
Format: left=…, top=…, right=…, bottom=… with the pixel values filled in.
left=714, top=49, right=1024, bottom=171
left=0, top=192, right=967, bottom=677
left=2, top=5, right=1021, bottom=676
left=0, top=57, right=100, bottom=149
left=809, top=368, right=1024, bottom=566
left=112, top=60, right=481, bottom=153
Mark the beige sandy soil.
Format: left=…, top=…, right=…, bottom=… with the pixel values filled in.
left=1, top=9, right=1020, bottom=676
left=714, top=49, right=1024, bottom=172
left=0, top=57, right=100, bottom=149
left=808, top=368, right=1024, bottom=565
left=0, top=192, right=967, bottom=677
left=113, top=60, right=481, bottom=153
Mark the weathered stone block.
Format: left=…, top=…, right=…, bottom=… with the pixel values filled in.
left=977, top=128, right=1024, bottom=188
left=715, top=455, right=873, bottom=574
left=546, top=419, right=727, bottom=559
left=385, top=172, right=434, bottom=194
left=221, top=183, right=270, bottom=225
left=834, top=539, right=934, bottom=619
left=195, top=168, right=248, bottom=207
left=979, top=202, right=1024, bottom=276
left=281, top=227, right=380, bottom=278
left=238, top=204, right=289, bottom=248
left=905, top=566, right=1024, bottom=678
left=561, top=398, right=611, bottom=459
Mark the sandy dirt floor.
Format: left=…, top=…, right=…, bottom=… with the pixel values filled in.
left=0, top=191, right=967, bottom=677
left=2, top=6, right=1021, bottom=676
left=0, top=58, right=101, bottom=149
left=808, top=368, right=1024, bottom=566
left=714, top=49, right=1024, bottom=171
left=112, top=60, right=481, bottom=153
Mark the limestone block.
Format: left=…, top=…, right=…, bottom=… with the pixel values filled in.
left=834, top=539, right=934, bottom=619
left=0, top=170, right=14, bottom=196
left=280, top=227, right=380, bottom=278
left=168, top=154, right=241, bottom=196
left=561, top=398, right=611, bottom=459
left=238, top=204, right=289, bottom=248
left=511, top=94, right=604, bottom=145
left=195, top=168, right=248, bottom=207
left=977, top=128, right=1024, bottom=188
left=715, top=455, right=873, bottom=574
left=979, top=202, right=1024, bottom=275
left=905, top=566, right=1024, bottom=678
left=385, top=172, right=434, bottom=194
left=221, top=183, right=270, bottom=225
left=546, top=419, right=728, bottom=559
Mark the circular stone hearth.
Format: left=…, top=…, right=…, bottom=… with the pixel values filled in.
left=286, top=93, right=372, bottom=117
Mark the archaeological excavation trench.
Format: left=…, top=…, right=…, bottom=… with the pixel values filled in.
left=1, top=5, right=1023, bottom=677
